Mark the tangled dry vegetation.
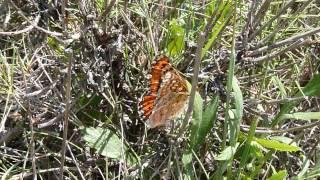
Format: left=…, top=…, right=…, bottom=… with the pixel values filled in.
left=1, top=0, right=320, bottom=179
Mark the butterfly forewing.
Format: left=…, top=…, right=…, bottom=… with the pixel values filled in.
left=140, top=55, right=189, bottom=128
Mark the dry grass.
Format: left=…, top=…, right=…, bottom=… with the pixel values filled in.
left=0, top=0, right=320, bottom=179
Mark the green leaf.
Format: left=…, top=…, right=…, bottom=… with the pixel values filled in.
left=182, top=151, right=194, bottom=180
left=270, top=136, right=297, bottom=147
left=205, top=1, right=217, bottom=16
left=182, top=151, right=193, bottom=166
left=229, top=76, right=243, bottom=145
left=271, top=74, right=320, bottom=127
left=192, top=90, right=203, bottom=124
left=232, top=77, right=243, bottom=120
left=299, top=74, right=320, bottom=96
left=267, top=170, right=287, bottom=180
left=215, top=143, right=239, bottom=161
left=82, top=127, right=126, bottom=159
left=280, top=112, right=320, bottom=121
left=255, top=138, right=300, bottom=152
left=190, top=96, right=219, bottom=150
left=249, top=141, right=265, bottom=157
left=184, top=82, right=205, bottom=151
left=167, top=19, right=185, bottom=56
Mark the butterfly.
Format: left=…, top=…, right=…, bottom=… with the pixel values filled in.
left=140, top=55, right=189, bottom=128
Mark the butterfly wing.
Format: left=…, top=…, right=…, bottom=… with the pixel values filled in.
left=140, top=56, right=189, bottom=128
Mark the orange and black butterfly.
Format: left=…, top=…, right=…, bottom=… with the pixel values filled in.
left=139, top=55, right=189, bottom=128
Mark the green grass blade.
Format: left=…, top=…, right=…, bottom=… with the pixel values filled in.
left=182, top=151, right=194, bottom=180
left=230, top=76, right=243, bottom=145
left=190, top=95, right=219, bottom=151
left=255, top=138, right=301, bottom=152
left=271, top=76, right=287, bottom=98
left=267, top=170, right=287, bottom=180
left=201, top=0, right=233, bottom=59
left=280, top=112, right=320, bottom=121
left=215, top=143, right=239, bottom=161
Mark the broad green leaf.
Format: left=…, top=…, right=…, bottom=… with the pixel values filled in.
left=270, top=136, right=297, bottom=147
left=77, top=95, right=105, bottom=123
left=190, top=96, right=219, bottom=150
left=249, top=141, right=266, bottom=157
left=167, top=19, right=185, bottom=56
left=280, top=112, right=320, bottom=121
left=255, top=138, right=300, bottom=152
left=182, top=151, right=194, bottom=180
left=215, top=143, right=239, bottom=161
left=82, top=127, right=126, bottom=159
left=185, top=82, right=203, bottom=128
left=224, top=16, right=237, bottom=147
left=267, top=170, right=287, bottom=180
left=300, top=74, right=320, bottom=96
left=229, top=76, right=243, bottom=146
left=192, top=90, right=203, bottom=124
left=182, top=151, right=193, bottom=166
left=271, top=74, right=320, bottom=127
left=232, top=77, right=243, bottom=120
left=185, top=82, right=205, bottom=150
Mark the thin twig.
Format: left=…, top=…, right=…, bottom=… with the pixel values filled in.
left=177, top=3, right=220, bottom=136
left=6, top=1, right=63, bottom=37
left=241, top=1, right=256, bottom=50
left=67, top=144, right=86, bottom=180
left=0, top=15, right=40, bottom=35
left=240, top=120, right=320, bottom=134
left=247, top=26, right=320, bottom=57
left=97, top=0, right=117, bottom=21
left=245, top=96, right=308, bottom=105
left=248, top=0, right=296, bottom=41
left=245, top=38, right=306, bottom=62
left=255, top=0, right=313, bottom=48
left=147, top=14, right=158, bottom=55
left=252, top=0, right=272, bottom=28
left=178, top=31, right=206, bottom=136
left=60, top=0, right=71, bottom=178
left=11, top=167, right=81, bottom=179
left=59, top=49, right=73, bottom=178
left=23, top=60, right=37, bottom=179
left=120, top=10, right=147, bottom=39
